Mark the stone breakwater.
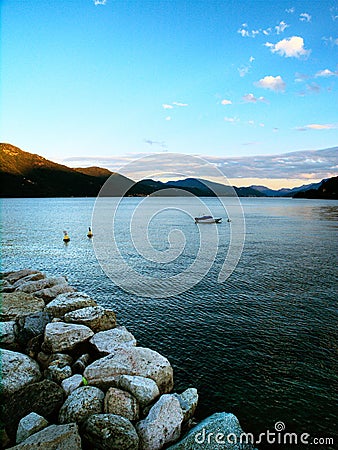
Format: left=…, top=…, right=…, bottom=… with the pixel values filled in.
left=1, top=269, right=256, bottom=449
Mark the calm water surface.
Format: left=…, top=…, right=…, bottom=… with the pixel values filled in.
left=1, top=197, right=337, bottom=448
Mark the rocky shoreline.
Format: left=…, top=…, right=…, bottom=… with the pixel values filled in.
left=1, top=269, right=256, bottom=449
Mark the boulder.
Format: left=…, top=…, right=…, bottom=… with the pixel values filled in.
left=33, top=283, right=75, bottom=302
left=1, top=293, right=45, bottom=321
left=64, top=306, right=116, bottom=332
left=61, top=374, right=83, bottom=396
left=104, top=387, right=139, bottom=421
left=82, top=414, right=139, bottom=450
left=2, top=380, right=64, bottom=438
left=16, top=413, right=48, bottom=444
left=15, top=277, right=68, bottom=294
left=45, top=363, right=72, bottom=384
left=0, top=349, right=41, bottom=397
left=90, top=326, right=136, bottom=355
left=8, top=423, right=81, bottom=449
left=45, top=292, right=97, bottom=318
left=4, top=269, right=43, bottom=285
left=0, top=321, right=18, bottom=349
left=167, top=412, right=257, bottom=450
left=44, top=322, right=94, bottom=352
left=16, top=312, right=51, bottom=349
left=12, top=272, right=46, bottom=290
left=58, top=386, right=104, bottom=424
left=72, top=353, right=91, bottom=374
left=136, top=394, right=183, bottom=450
left=117, top=375, right=160, bottom=408
left=174, top=388, right=198, bottom=422
left=84, top=347, right=173, bottom=393
left=49, top=353, right=73, bottom=366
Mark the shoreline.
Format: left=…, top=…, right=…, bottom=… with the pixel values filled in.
left=0, top=269, right=256, bottom=449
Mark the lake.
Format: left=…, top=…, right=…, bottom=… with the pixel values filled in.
left=2, top=197, right=337, bottom=448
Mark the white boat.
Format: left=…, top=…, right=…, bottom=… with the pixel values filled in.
left=194, top=215, right=222, bottom=224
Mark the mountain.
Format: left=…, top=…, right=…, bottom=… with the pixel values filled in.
left=250, top=181, right=325, bottom=197
left=293, top=177, right=338, bottom=199
left=0, top=143, right=132, bottom=197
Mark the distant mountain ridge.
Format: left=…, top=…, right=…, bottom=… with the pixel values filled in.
left=1, top=143, right=336, bottom=199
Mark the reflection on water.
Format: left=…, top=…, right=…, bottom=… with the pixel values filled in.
left=1, top=197, right=337, bottom=449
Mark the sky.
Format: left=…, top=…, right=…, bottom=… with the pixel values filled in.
left=1, top=0, right=338, bottom=188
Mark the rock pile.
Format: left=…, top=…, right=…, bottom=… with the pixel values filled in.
left=1, top=269, right=256, bottom=449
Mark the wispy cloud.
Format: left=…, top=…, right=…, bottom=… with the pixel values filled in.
left=162, top=104, right=173, bottom=109
left=265, top=36, right=310, bottom=58
left=224, top=116, right=239, bottom=123
left=315, top=68, right=338, bottom=77
left=165, top=116, right=171, bottom=121
left=322, top=36, right=338, bottom=46
left=286, top=7, right=295, bottom=14
left=172, top=102, right=188, bottom=107
left=299, top=13, right=311, bottom=22
left=221, top=99, right=232, bottom=105
left=242, top=93, right=268, bottom=103
left=238, top=56, right=255, bottom=77
left=275, top=21, right=289, bottom=34
left=255, top=75, right=286, bottom=92
left=294, top=72, right=309, bottom=82
left=296, top=123, right=338, bottom=131
left=63, top=147, right=338, bottom=182
left=144, top=139, right=167, bottom=150
left=330, top=7, right=338, bottom=21
left=93, top=0, right=107, bottom=5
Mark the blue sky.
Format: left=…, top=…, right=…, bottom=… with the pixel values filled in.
left=1, top=0, right=337, bottom=187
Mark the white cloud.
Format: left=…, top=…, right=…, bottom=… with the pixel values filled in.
left=330, top=7, right=338, bottom=21
left=162, top=104, right=174, bottom=109
left=238, top=26, right=250, bottom=37
left=224, top=117, right=239, bottom=123
left=172, top=102, right=188, bottom=107
left=263, top=28, right=272, bottom=35
left=242, top=93, right=268, bottom=103
left=286, top=7, right=295, bottom=14
left=249, top=56, right=255, bottom=63
left=296, top=123, right=338, bottom=131
left=221, top=99, right=232, bottom=105
left=295, top=72, right=309, bottom=82
left=322, top=36, right=338, bottom=46
left=299, top=13, right=311, bottom=22
left=266, top=36, right=310, bottom=58
left=275, top=21, right=289, bottom=34
left=259, top=123, right=265, bottom=127
left=165, top=116, right=171, bottom=121
left=255, top=75, right=286, bottom=92
left=93, top=0, right=107, bottom=5
left=238, top=66, right=250, bottom=77
left=315, top=69, right=338, bottom=77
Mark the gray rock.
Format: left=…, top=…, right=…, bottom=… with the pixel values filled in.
left=2, top=279, right=15, bottom=292
left=49, top=352, right=73, bottom=367
left=2, top=380, right=64, bottom=438
left=117, top=375, right=160, bottom=408
left=82, top=414, right=139, bottom=450
left=58, top=386, right=104, bottom=424
left=16, top=312, right=51, bottom=349
left=4, top=269, right=43, bottom=285
left=136, top=394, right=184, bottom=450
left=9, top=423, right=81, bottom=449
left=0, top=321, right=17, bottom=349
left=45, top=363, right=72, bottom=384
left=12, top=272, right=46, bottom=290
left=90, top=326, right=137, bottom=355
left=16, top=412, right=48, bottom=444
left=64, top=305, right=116, bottom=332
left=104, top=387, right=139, bottom=421
left=0, top=349, right=41, bottom=397
left=175, top=388, right=198, bottom=422
left=45, top=291, right=97, bottom=317
left=61, top=374, right=83, bottom=396
left=167, top=412, right=257, bottom=450
left=16, top=276, right=67, bottom=294
left=1, top=293, right=45, bottom=321
left=44, top=322, right=94, bottom=352
left=72, top=353, right=91, bottom=374
left=33, top=283, right=75, bottom=302
left=84, top=346, right=173, bottom=393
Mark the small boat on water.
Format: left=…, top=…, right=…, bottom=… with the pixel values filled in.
left=63, top=230, right=70, bottom=242
left=195, top=215, right=222, bottom=224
